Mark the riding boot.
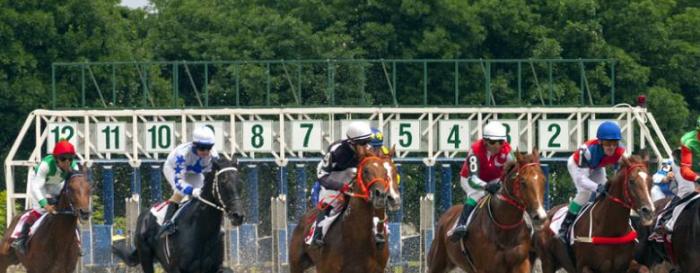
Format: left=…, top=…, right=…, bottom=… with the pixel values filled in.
left=557, top=211, right=577, bottom=244
left=11, top=221, right=32, bottom=255
left=158, top=203, right=180, bottom=238
left=312, top=207, right=331, bottom=246
left=449, top=204, right=475, bottom=242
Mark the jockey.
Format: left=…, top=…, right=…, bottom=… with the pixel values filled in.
left=678, top=118, right=700, bottom=196
left=449, top=121, right=513, bottom=241
left=311, top=121, right=373, bottom=246
left=158, top=126, right=219, bottom=237
left=369, top=127, right=390, bottom=157
left=557, top=121, right=625, bottom=242
left=11, top=139, right=79, bottom=254
left=651, top=158, right=676, bottom=202
left=653, top=122, right=700, bottom=231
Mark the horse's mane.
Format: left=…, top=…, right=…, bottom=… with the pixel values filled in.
left=503, top=151, right=538, bottom=176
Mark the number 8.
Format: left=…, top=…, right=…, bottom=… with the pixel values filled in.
left=468, top=156, right=478, bottom=173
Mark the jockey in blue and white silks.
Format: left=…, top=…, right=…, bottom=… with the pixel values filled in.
left=158, top=126, right=219, bottom=237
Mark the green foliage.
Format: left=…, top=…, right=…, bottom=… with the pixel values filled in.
left=1, top=0, right=700, bottom=223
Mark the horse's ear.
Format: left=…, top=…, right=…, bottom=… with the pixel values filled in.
left=390, top=144, right=396, bottom=158
left=532, top=147, right=540, bottom=162
left=515, top=149, right=524, bottom=162
left=621, top=155, right=631, bottom=167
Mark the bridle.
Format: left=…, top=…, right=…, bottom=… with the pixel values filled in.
left=196, top=166, right=239, bottom=212
left=488, top=162, right=541, bottom=229
left=606, top=163, right=646, bottom=209
left=54, top=173, right=90, bottom=217
left=346, top=156, right=389, bottom=201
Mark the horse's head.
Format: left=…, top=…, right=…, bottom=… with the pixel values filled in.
left=375, top=145, right=401, bottom=211
left=352, top=145, right=392, bottom=209
left=501, top=149, right=547, bottom=230
left=58, top=165, right=91, bottom=223
left=609, top=155, right=655, bottom=225
left=206, top=157, right=245, bottom=226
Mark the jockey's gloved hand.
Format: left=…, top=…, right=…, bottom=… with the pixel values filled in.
left=595, top=184, right=607, bottom=196
left=192, top=188, right=202, bottom=198
left=484, top=182, right=501, bottom=194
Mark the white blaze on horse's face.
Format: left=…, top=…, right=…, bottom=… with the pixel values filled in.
left=637, top=171, right=655, bottom=211
left=383, top=162, right=400, bottom=200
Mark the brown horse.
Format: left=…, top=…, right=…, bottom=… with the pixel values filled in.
left=427, top=149, right=547, bottom=273
left=0, top=169, right=91, bottom=273
left=535, top=155, right=655, bottom=273
left=289, top=145, right=400, bottom=273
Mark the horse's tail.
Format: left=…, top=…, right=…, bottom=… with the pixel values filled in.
left=112, top=244, right=139, bottom=266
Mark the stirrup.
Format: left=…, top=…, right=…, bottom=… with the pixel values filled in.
left=312, top=227, right=325, bottom=246
left=11, top=239, right=27, bottom=255
left=158, top=221, right=177, bottom=238
left=449, top=225, right=468, bottom=241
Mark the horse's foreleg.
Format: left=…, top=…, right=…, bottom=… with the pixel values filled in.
left=426, top=229, right=453, bottom=273
left=0, top=253, right=14, bottom=273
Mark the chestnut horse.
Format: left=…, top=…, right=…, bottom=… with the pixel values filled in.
left=535, top=155, right=655, bottom=273
left=427, top=150, right=547, bottom=273
left=289, top=145, right=401, bottom=273
left=0, top=169, right=91, bottom=273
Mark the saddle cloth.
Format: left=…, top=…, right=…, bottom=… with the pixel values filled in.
left=150, top=201, right=172, bottom=226
left=548, top=204, right=592, bottom=245
left=659, top=193, right=700, bottom=232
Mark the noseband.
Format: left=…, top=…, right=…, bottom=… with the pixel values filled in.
left=487, top=162, right=540, bottom=230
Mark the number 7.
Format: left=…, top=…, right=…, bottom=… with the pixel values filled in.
left=300, top=123, right=313, bottom=147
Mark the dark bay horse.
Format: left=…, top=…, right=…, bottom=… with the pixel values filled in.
left=535, top=155, right=656, bottom=273
left=635, top=194, right=700, bottom=273
left=427, top=150, right=547, bottom=273
left=0, top=169, right=92, bottom=273
left=113, top=158, right=244, bottom=273
left=289, top=145, right=401, bottom=273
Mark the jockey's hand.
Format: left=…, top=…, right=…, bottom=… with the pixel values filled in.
left=665, top=172, right=675, bottom=182
left=596, top=184, right=607, bottom=196
left=192, top=188, right=202, bottom=198
left=44, top=204, right=57, bottom=214
left=484, top=182, right=501, bottom=194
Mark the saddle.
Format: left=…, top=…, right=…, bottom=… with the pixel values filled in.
left=649, top=192, right=700, bottom=242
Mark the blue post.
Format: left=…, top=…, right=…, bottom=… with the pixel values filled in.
left=542, top=164, right=551, bottom=209
left=425, top=165, right=435, bottom=194
left=247, top=164, right=259, bottom=223
left=278, top=166, right=288, bottom=196
left=150, top=165, right=162, bottom=204
left=439, top=164, right=452, bottom=214
left=131, top=166, right=141, bottom=196
left=393, top=163, right=405, bottom=223
left=102, top=165, right=114, bottom=225
left=295, top=164, right=307, bottom=221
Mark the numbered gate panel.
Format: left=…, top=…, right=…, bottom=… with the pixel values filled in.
left=46, top=122, right=83, bottom=154
left=587, top=120, right=628, bottom=143
left=240, top=121, right=274, bottom=152
left=288, top=120, right=324, bottom=152
left=390, top=120, right=424, bottom=152
left=438, top=120, right=471, bottom=152
left=192, top=121, right=228, bottom=153
left=95, top=122, right=128, bottom=153
left=141, top=122, right=177, bottom=153
left=498, top=120, right=527, bottom=151
left=538, top=120, right=574, bottom=152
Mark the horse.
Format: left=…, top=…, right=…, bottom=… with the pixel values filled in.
left=635, top=194, right=700, bottom=273
left=288, top=145, right=401, bottom=273
left=427, top=149, right=547, bottom=273
left=0, top=168, right=92, bottom=273
left=534, top=155, right=656, bottom=273
left=112, top=157, right=245, bottom=273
